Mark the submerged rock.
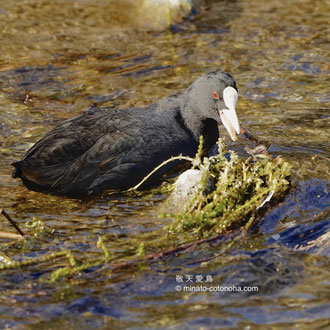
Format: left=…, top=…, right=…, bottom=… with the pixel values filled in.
left=137, top=0, right=193, bottom=31
left=165, top=169, right=203, bottom=213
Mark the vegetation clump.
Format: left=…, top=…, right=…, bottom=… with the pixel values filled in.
left=168, top=138, right=291, bottom=237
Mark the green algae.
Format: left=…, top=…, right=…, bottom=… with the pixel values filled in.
left=136, top=242, right=146, bottom=258
left=167, top=138, right=292, bottom=237
left=0, top=250, right=69, bottom=271
left=0, top=251, right=14, bottom=266
left=25, top=216, right=52, bottom=236
left=97, top=236, right=111, bottom=262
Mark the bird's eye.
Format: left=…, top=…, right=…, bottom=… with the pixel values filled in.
left=212, top=90, right=219, bottom=99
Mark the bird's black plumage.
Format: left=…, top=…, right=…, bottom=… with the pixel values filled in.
left=12, top=71, right=239, bottom=197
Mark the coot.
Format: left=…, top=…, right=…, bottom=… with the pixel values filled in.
left=12, top=71, right=240, bottom=197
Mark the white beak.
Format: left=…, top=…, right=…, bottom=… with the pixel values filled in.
left=219, top=86, right=240, bottom=141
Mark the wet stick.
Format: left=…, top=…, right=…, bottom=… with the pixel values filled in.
left=0, top=208, right=25, bottom=237
left=0, top=231, right=22, bottom=239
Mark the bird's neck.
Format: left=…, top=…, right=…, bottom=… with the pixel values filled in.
left=181, top=100, right=204, bottom=140
left=181, top=99, right=219, bottom=151
left=156, top=92, right=204, bottom=139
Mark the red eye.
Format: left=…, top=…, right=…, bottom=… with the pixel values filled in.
left=212, top=90, right=219, bottom=99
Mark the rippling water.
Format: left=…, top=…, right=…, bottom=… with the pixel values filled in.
left=0, top=0, right=329, bottom=328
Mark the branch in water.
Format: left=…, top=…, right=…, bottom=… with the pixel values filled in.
left=127, top=154, right=194, bottom=191
left=0, top=208, right=25, bottom=237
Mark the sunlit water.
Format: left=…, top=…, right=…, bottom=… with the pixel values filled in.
left=0, top=0, right=329, bottom=328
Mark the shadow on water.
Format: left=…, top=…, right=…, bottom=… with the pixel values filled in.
left=0, top=0, right=329, bottom=328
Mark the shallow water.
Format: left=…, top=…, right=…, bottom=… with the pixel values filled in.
left=0, top=0, right=329, bottom=328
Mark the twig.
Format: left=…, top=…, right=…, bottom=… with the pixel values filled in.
left=0, top=208, right=25, bottom=237
left=187, top=214, right=257, bottom=266
left=0, top=231, right=22, bottom=240
left=240, top=126, right=269, bottom=156
left=187, top=232, right=242, bottom=265
left=127, top=155, right=194, bottom=191
left=240, top=126, right=259, bottom=142
left=108, top=231, right=236, bottom=272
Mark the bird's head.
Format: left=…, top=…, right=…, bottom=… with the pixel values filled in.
left=184, top=71, right=240, bottom=141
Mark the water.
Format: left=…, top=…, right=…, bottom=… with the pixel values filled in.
left=0, top=0, right=329, bottom=328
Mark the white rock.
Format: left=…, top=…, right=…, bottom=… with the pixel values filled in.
left=163, top=169, right=203, bottom=213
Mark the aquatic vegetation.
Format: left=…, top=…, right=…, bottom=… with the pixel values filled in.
left=168, top=138, right=292, bottom=237
left=0, top=250, right=69, bottom=271
left=25, top=216, right=51, bottom=236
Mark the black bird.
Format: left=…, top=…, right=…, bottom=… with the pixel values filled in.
left=12, top=71, right=240, bottom=197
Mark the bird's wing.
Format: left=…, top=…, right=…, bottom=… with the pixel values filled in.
left=19, top=109, right=120, bottom=165
left=13, top=109, right=132, bottom=186
left=53, top=111, right=193, bottom=194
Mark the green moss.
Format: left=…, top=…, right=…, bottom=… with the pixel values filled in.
left=25, top=216, right=50, bottom=236
left=0, top=251, right=14, bottom=266
left=168, top=138, right=291, bottom=237
left=97, top=236, right=111, bottom=262
left=0, top=250, right=68, bottom=271
left=136, top=242, right=146, bottom=257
